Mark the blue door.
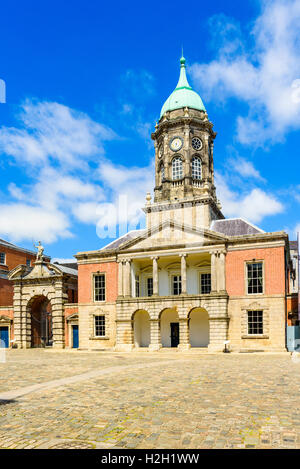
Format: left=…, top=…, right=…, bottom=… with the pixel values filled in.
left=72, top=325, right=79, bottom=348
left=0, top=327, right=9, bottom=348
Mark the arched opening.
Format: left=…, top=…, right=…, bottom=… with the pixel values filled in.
left=189, top=308, right=209, bottom=347
left=133, top=310, right=150, bottom=347
left=172, top=157, right=183, bottom=180
left=192, top=156, right=202, bottom=180
left=29, top=296, right=52, bottom=348
left=160, top=308, right=179, bottom=347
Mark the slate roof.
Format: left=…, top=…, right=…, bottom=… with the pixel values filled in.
left=0, top=238, right=39, bottom=256
left=54, top=262, right=78, bottom=271
left=211, top=218, right=264, bottom=237
left=100, top=229, right=146, bottom=251
left=53, top=263, right=78, bottom=276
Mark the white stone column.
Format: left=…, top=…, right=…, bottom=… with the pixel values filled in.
left=219, top=251, right=226, bottom=292
left=149, top=320, right=161, bottom=351
left=180, top=253, right=187, bottom=294
left=52, top=281, right=66, bottom=349
left=178, top=318, right=190, bottom=350
left=152, top=256, right=159, bottom=296
left=13, top=283, right=23, bottom=348
left=210, top=251, right=217, bottom=292
left=117, top=260, right=124, bottom=297
left=124, top=259, right=131, bottom=297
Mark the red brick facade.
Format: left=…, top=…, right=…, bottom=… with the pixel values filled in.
left=226, top=247, right=286, bottom=296
left=78, top=262, right=118, bottom=304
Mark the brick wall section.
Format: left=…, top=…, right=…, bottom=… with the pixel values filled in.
left=0, top=244, right=44, bottom=307
left=0, top=279, right=13, bottom=306
left=78, top=262, right=118, bottom=304
left=0, top=246, right=37, bottom=272
left=226, top=246, right=286, bottom=296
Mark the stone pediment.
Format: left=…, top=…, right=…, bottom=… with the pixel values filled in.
left=9, top=261, right=64, bottom=281
left=118, top=221, right=227, bottom=252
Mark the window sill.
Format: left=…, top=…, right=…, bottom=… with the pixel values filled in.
left=242, top=334, right=269, bottom=339
left=89, top=336, right=110, bottom=340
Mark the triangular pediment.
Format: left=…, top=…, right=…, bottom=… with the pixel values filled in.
left=118, top=221, right=227, bottom=252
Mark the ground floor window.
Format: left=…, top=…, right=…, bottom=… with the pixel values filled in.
left=94, top=315, right=105, bottom=337
left=247, top=310, right=263, bottom=335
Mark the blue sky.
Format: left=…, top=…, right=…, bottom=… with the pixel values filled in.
left=0, top=0, right=300, bottom=261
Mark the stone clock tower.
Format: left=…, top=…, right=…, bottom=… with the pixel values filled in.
left=144, top=55, right=224, bottom=230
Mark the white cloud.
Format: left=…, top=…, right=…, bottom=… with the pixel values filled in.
left=73, top=160, right=155, bottom=235
left=0, top=100, right=115, bottom=169
left=216, top=172, right=284, bottom=223
left=228, top=156, right=265, bottom=182
left=0, top=100, right=115, bottom=243
left=190, top=0, right=300, bottom=145
left=0, top=204, right=72, bottom=243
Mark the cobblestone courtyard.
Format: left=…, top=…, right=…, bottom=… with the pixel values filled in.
left=0, top=350, right=300, bottom=449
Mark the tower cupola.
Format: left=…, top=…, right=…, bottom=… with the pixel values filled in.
left=160, top=55, right=206, bottom=119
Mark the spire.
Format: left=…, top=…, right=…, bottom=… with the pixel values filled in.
left=176, top=54, right=192, bottom=90
left=159, top=54, right=206, bottom=118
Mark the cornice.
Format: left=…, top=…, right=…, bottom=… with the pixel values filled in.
left=152, top=116, right=216, bottom=140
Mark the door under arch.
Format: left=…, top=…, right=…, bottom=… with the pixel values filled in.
left=30, top=296, right=53, bottom=347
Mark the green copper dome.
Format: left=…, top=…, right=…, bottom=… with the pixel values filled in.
left=160, top=56, right=206, bottom=118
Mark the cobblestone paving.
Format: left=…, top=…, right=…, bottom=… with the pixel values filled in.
left=0, top=350, right=300, bottom=449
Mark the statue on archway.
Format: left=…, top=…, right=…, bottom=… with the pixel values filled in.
left=33, top=241, right=44, bottom=261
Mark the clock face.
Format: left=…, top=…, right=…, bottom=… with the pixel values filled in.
left=192, top=137, right=203, bottom=151
left=170, top=136, right=183, bottom=152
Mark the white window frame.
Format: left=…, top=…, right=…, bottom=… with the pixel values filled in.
left=245, top=261, right=264, bottom=295
left=171, top=274, right=182, bottom=295
left=145, top=276, right=153, bottom=297
left=172, top=157, right=183, bottom=180
left=199, top=272, right=211, bottom=294
left=93, top=273, right=106, bottom=302
left=94, top=315, right=106, bottom=337
left=247, top=310, right=263, bottom=335
left=192, top=156, right=202, bottom=180
left=0, top=252, right=6, bottom=265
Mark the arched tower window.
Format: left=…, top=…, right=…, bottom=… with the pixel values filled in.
left=172, top=157, right=183, bottom=180
left=192, top=156, right=202, bottom=180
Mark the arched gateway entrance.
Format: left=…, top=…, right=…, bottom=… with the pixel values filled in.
left=9, top=260, right=78, bottom=349
left=29, top=296, right=53, bottom=347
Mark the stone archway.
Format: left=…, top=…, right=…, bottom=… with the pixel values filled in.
left=28, top=295, right=52, bottom=347
left=160, top=308, right=179, bottom=348
left=189, top=308, right=209, bottom=347
left=132, top=310, right=150, bottom=348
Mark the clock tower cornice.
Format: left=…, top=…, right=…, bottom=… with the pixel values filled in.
left=151, top=116, right=217, bottom=141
